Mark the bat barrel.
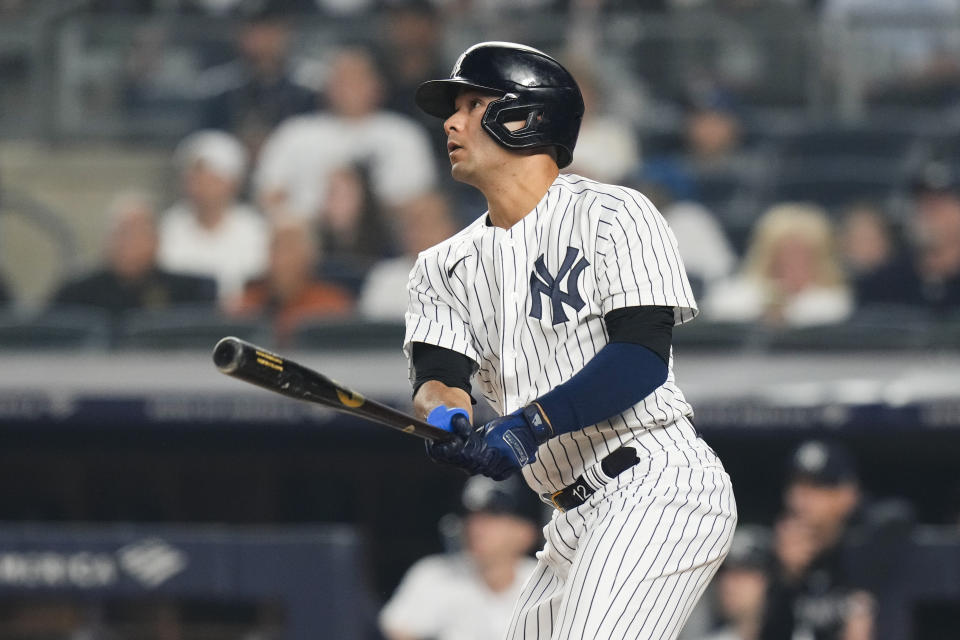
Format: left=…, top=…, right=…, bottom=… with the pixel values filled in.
left=212, top=336, right=453, bottom=442
left=213, top=337, right=245, bottom=374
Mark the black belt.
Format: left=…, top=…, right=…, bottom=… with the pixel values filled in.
left=543, top=447, right=640, bottom=512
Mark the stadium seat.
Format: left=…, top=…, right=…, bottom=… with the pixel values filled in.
left=767, top=163, right=901, bottom=212
left=289, top=318, right=405, bottom=351
left=639, top=129, right=686, bottom=158
left=673, top=321, right=763, bottom=352
left=0, top=307, right=112, bottom=350
left=768, top=311, right=933, bottom=352
left=774, top=127, right=918, bottom=163
left=116, top=306, right=271, bottom=350
left=929, top=311, right=960, bottom=349
left=692, top=166, right=767, bottom=229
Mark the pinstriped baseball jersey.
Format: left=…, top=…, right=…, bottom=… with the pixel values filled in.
left=403, top=173, right=698, bottom=495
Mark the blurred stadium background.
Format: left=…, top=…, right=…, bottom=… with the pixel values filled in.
left=1, top=0, right=960, bottom=638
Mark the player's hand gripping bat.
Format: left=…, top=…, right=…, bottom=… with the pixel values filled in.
left=212, top=336, right=453, bottom=442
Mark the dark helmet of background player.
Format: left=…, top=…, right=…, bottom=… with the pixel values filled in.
left=439, top=475, right=543, bottom=554
left=460, top=474, right=544, bottom=525
left=722, top=524, right=773, bottom=572
left=414, top=41, right=584, bottom=169
left=788, top=439, right=859, bottom=488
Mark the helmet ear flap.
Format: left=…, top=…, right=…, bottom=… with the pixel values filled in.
left=483, top=95, right=552, bottom=149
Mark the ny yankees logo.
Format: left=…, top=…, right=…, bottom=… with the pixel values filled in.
left=529, top=246, right=590, bottom=325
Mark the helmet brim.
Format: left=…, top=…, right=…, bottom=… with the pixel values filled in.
left=415, top=78, right=505, bottom=119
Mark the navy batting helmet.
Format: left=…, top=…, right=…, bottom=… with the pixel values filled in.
left=460, top=475, right=544, bottom=525
left=415, top=41, right=584, bottom=169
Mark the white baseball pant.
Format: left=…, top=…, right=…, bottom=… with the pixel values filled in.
left=506, top=436, right=737, bottom=640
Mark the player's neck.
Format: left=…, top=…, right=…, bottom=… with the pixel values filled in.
left=476, top=558, right=518, bottom=593
left=482, top=159, right=559, bottom=229
left=734, top=616, right=761, bottom=640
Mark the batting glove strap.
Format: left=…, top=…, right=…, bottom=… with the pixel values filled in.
left=522, top=402, right=554, bottom=444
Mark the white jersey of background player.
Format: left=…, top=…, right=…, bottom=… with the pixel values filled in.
left=404, top=42, right=737, bottom=640
left=380, top=475, right=540, bottom=640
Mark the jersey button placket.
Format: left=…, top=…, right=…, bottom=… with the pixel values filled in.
left=506, top=230, right=526, bottom=408
left=496, top=235, right=516, bottom=406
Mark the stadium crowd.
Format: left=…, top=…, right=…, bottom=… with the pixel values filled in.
left=2, top=0, right=960, bottom=349
left=0, top=2, right=959, bottom=639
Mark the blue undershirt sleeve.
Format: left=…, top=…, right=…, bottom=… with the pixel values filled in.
left=534, top=341, right=668, bottom=436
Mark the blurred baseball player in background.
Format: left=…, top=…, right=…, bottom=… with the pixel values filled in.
left=380, top=475, right=541, bottom=640
left=697, top=525, right=773, bottom=640
left=403, top=41, right=736, bottom=639
left=761, top=440, right=914, bottom=640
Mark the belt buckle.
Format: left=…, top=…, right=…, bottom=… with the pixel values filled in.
left=547, top=489, right=566, bottom=513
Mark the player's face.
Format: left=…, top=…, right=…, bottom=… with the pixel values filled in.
left=443, top=90, right=512, bottom=185
left=464, top=512, right=537, bottom=565
left=108, top=207, right=157, bottom=280
left=716, top=568, right=767, bottom=620
left=785, top=480, right=858, bottom=537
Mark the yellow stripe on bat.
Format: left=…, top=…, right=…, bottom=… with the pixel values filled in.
left=336, top=389, right=365, bottom=407
left=256, top=357, right=283, bottom=371
left=255, top=350, right=283, bottom=365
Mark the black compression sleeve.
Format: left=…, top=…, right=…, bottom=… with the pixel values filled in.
left=603, top=306, right=674, bottom=365
left=411, top=342, right=475, bottom=396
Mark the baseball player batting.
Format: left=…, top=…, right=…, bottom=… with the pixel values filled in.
left=404, top=41, right=737, bottom=639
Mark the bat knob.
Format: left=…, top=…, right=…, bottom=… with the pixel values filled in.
left=213, top=337, right=243, bottom=373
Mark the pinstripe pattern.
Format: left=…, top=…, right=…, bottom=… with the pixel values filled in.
left=403, top=172, right=735, bottom=638
left=403, top=173, right=699, bottom=494
left=506, top=439, right=736, bottom=640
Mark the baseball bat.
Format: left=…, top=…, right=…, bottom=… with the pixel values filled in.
left=212, top=336, right=453, bottom=442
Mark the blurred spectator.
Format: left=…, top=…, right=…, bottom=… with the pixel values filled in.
left=51, top=192, right=216, bottom=315
left=231, top=218, right=353, bottom=345
left=359, top=190, right=458, bottom=320
left=378, top=1, right=449, bottom=158
left=254, top=46, right=437, bottom=220
left=703, top=203, right=853, bottom=327
left=697, top=525, right=773, bottom=640
left=158, top=130, right=269, bottom=302
left=379, top=475, right=541, bottom=640
left=197, top=3, right=316, bottom=160
left=632, top=176, right=737, bottom=298
left=761, top=440, right=914, bottom=640
left=856, top=161, right=960, bottom=311
left=565, top=60, right=640, bottom=184
left=838, top=200, right=896, bottom=278
left=662, top=201, right=738, bottom=299
left=684, top=90, right=751, bottom=174
left=316, top=163, right=395, bottom=275
left=639, top=88, right=757, bottom=211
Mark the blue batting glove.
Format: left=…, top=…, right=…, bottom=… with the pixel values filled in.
left=423, top=403, right=554, bottom=480
left=426, top=405, right=470, bottom=433
left=474, top=403, right=554, bottom=479
left=424, top=405, right=475, bottom=467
